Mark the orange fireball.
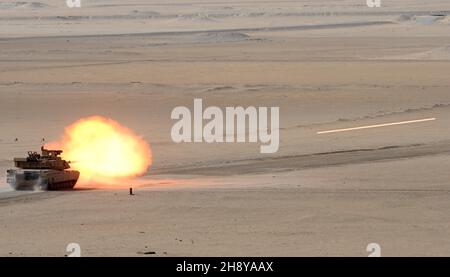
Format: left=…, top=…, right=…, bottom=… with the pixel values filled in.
left=48, top=116, right=152, bottom=184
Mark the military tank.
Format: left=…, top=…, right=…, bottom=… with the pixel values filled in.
left=6, top=147, right=80, bottom=191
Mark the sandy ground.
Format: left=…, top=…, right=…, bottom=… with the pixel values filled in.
left=0, top=0, right=450, bottom=256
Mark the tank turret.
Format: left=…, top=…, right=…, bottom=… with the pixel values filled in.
left=14, top=147, right=71, bottom=171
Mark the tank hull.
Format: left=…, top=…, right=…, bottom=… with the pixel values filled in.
left=6, top=169, right=80, bottom=191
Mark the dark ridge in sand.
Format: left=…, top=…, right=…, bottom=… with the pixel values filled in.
left=283, top=103, right=450, bottom=130
left=151, top=141, right=450, bottom=176
left=0, top=20, right=395, bottom=41
left=1, top=9, right=449, bottom=21
left=0, top=191, right=50, bottom=206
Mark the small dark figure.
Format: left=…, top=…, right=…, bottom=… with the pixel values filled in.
left=129, top=187, right=134, bottom=195
left=14, top=138, right=18, bottom=142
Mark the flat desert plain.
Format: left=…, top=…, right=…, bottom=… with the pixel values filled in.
left=0, top=0, right=450, bottom=256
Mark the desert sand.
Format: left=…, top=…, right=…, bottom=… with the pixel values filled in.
left=0, top=0, right=450, bottom=256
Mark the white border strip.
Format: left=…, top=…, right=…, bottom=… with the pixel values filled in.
left=317, top=118, right=436, bottom=135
